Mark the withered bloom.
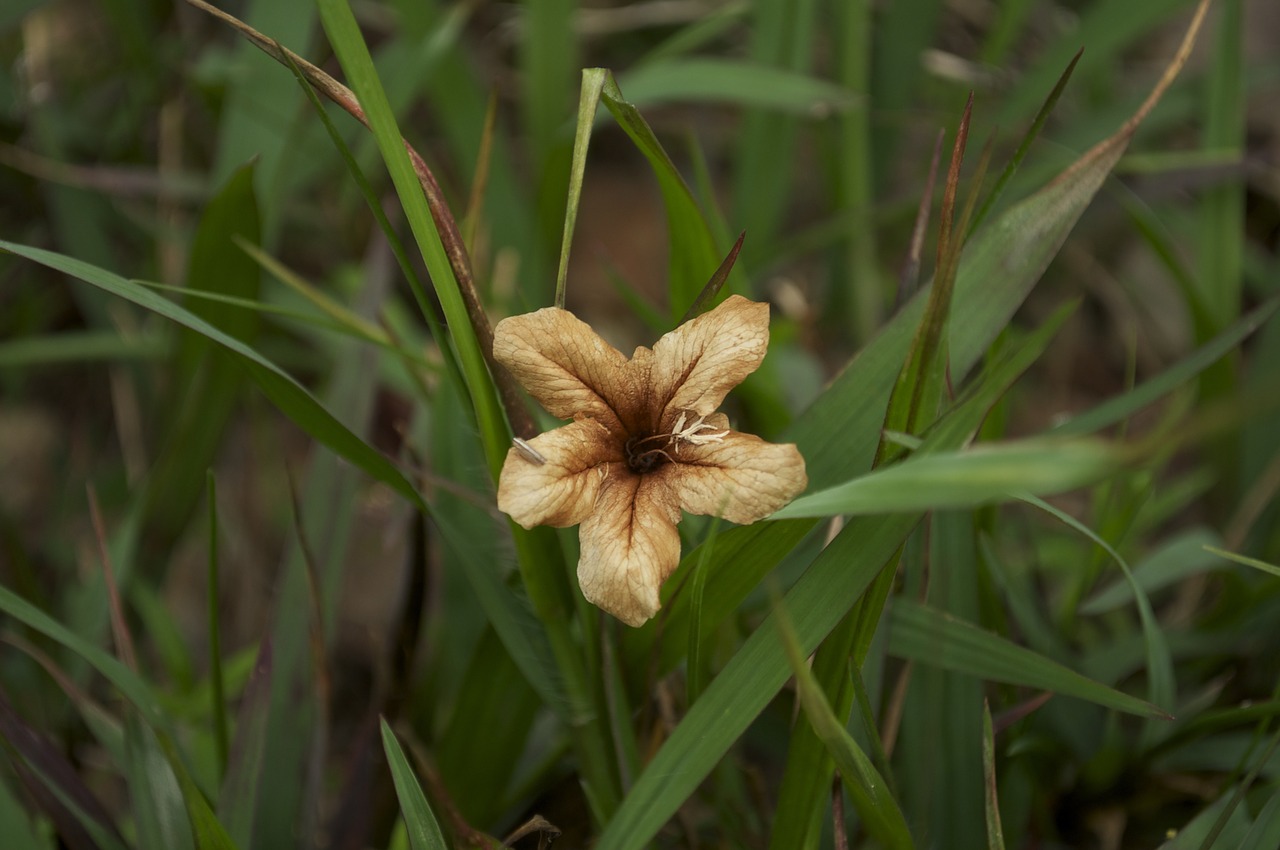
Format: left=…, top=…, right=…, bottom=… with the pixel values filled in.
left=494, top=295, right=807, bottom=627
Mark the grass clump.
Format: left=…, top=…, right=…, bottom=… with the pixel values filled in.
left=1, top=0, right=1278, bottom=847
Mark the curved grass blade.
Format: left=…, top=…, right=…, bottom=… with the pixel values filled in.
left=888, top=600, right=1164, bottom=717
left=1022, top=495, right=1175, bottom=729
left=0, top=241, right=425, bottom=512
left=1202, top=546, right=1280, bottom=579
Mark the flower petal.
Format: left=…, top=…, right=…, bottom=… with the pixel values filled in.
left=669, top=431, right=807, bottom=525
left=497, top=420, right=619, bottom=529
left=649, top=295, right=770, bottom=422
left=493, top=307, right=637, bottom=430
left=577, top=473, right=682, bottom=627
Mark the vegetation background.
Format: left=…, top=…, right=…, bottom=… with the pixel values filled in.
left=0, top=0, right=1277, bottom=848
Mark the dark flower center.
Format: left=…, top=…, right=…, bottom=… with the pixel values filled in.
left=624, top=433, right=674, bottom=474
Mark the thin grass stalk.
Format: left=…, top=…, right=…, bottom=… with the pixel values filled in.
left=839, top=0, right=879, bottom=342
left=206, top=472, right=229, bottom=778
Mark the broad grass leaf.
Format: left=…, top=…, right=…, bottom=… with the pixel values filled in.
left=888, top=600, right=1164, bottom=717
left=380, top=720, right=448, bottom=850
left=124, top=714, right=194, bottom=850
left=1241, top=788, right=1280, bottom=850
left=773, top=437, right=1131, bottom=518
left=617, top=59, right=859, bottom=115
left=599, top=511, right=922, bottom=850
left=1053, top=299, right=1279, bottom=437
left=0, top=774, right=45, bottom=850
left=151, top=162, right=261, bottom=556
left=434, top=628, right=540, bottom=826
left=1156, top=788, right=1253, bottom=849
left=216, top=638, right=274, bottom=848
left=0, top=585, right=168, bottom=728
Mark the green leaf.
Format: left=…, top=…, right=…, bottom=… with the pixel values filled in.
left=774, top=437, right=1132, bottom=518
left=982, top=702, right=1006, bottom=850
left=1052, top=299, right=1279, bottom=437
left=887, top=600, right=1164, bottom=717
left=1241, top=788, right=1280, bottom=850
left=776, top=602, right=914, bottom=849
left=0, top=772, right=46, bottom=850
left=380, top=720, right=448, bottom=850
left=1202, top=546, right=1280, bottom=579
left=124, top=714, right=194, bottom=850
left=617, top=59, right=859, bottom=115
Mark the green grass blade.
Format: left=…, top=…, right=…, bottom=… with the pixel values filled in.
left=1082, top=528, right=1226, bottom=614
left=616, top=59, right=858, bottom=115
left=314, top=0, right=509, bottom=479
left=888, top=600, right=1164, bottom=717
left=774, top=437, right=1132, bottom=518
left=1202, top=546, right=1280, bottom=579
left=124, top=714, right=194, bottom=850
left=0, top=330, right=164, bottom=366
left=0, top=773, right=46, bottom=850
left=1022, top=495, right=1176, bottom=724
left=0, top=584, right=169, bottom=729
left=0, top=240, right=425, bottom=512
left=982, top=702, right=1006, bottom=850
left=379, top=720, right=448, bottom=850
left=1240, top=787, right=1280, bottom=850
left=556, top=69, right=608, bottom=308
left=207, top=472, right=229, bottom=779
left=1053, top=299, right=1279, bottom=437
left=145, top=163, right=260, bottom=556
left=777, top=603, right=914, bottom=849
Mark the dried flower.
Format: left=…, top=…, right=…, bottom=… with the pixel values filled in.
left=494, top=295, right=807, bottom=626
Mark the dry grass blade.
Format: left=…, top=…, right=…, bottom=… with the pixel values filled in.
left=896, top=130, right=943, bottom=308
left=87, top=484, right=138, bottom=674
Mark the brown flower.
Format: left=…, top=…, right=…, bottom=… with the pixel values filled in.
left=494, top=295, right=807, bottom=627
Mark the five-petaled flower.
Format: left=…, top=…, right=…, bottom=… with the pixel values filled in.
left=494, top=295, right=807, bottom=626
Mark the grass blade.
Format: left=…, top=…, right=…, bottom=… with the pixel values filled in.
left=379, top=720, right=448, bottom=850
left=888, top=600, right=1164, bottom=717
left=0, top=240, right=425, bottom=512
left=777, top=602, right=914, bottom=849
